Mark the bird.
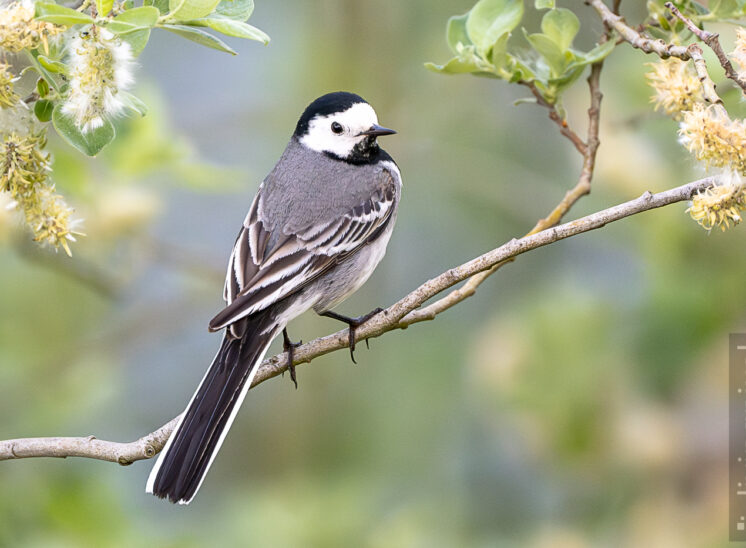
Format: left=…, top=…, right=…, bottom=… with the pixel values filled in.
left=146, top=91, right=401, bottom=504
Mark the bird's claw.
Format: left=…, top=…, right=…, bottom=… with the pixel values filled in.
left=321, top=307, right=383, bottom=364
left=282, top=328, right=302, bottom=389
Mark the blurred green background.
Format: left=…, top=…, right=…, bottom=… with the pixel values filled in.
left=0, top=1, right=742, bottom=546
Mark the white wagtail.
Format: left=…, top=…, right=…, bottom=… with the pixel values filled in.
left=146, top=92, right=401, bottom=504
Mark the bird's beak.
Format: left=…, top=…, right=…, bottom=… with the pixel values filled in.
left=358, top=124, right=397, bottom=137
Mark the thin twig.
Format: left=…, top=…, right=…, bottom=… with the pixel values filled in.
left=588, top=0, right=723, bottom=105
left=0, top=177, right=717, bottom=463
left=413, top=62, right=606, bottom=325
left=588, top=0, right=690, bottom=59
left=443, top=12, right=614, bottom=332
left=687, top=44, right=723, bottom=105
left=538, top=62, right=603, bottom=228
left=522, top=82, right=587, bottom=155
left=22, top=92, right=39, bottom=105
left=665, top=1, right=746, bottom=94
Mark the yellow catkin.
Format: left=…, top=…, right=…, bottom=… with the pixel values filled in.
left=0, top=132, right=80, bottom=254
left=26, top=185, right=78, bottom=255
left=687, top=180, right=746, bottom=232
left=0, top=64, right=19, bottom=109
left=63, top=30, right=134, bottom=132
left=645, top=58, right=703, bottom=118
left=679, top=104, right=746, bottom=173
left=0, top=0, right=63, bottom=53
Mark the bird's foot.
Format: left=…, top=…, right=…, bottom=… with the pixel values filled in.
left=282, top=328, right=302, bottom=389
left=320, top=308, right=384, bottom=364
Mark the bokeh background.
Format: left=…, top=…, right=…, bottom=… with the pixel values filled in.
left=1, top=1, right=743, bottom=546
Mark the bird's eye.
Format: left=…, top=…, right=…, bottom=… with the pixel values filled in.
left=331, top=121, right=344, bottom=134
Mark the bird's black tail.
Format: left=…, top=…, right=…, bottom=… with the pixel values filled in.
left=146, top=312, right=280, bottom=504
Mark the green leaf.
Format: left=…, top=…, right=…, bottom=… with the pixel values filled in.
left=106, top=6, right=159, bottom=34
left=168, top=0, right=220, bottom=21
left=508, top=51, right=538, bottom=82
left=549, top=65, right=584, bottom=91
left=535, top=0, right=554, bottom=8
left=37, top=55, right=67, bottom=74
left=689, top=1, right=711, bottom=15
left=96, top=0, right=114, bottom=16
left=525, top=31, right=566, bottom=76
left=28, top=52, right=62, bottom=93
left=215, top=0, right=253, bottom=20
left=34, top=99, right=54, bottom=122
left=161, top=24, right=237, bottom=54
left=34, top=2, right=94, bottom=26
left=52, top=105, right=116, bottom=156
left=447, top=13, right=471, bottom=53
left=424, top=57, right=481, bottom=74
left=188, top=16, right=269, bottom=43
left=710, top=0, right=739, bottom=16
left=123, top=92, right=148, bottom=116
left=145, top=0, right=170, bottom=14
left=36, top=78, right=50, bottom=98
left=567, top=38, right=615, bottom=70
left=645, top=24, right=671, bottom=41
left=489, top=32, right=510, bottom=71
left=466, top=0, right=523, bottom=54
left=120, top=28, right=152, bottom=56
left=541, top=8, right=580, bottom=52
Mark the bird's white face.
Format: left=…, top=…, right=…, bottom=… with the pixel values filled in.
left=300, top=102, right=380, bottom=158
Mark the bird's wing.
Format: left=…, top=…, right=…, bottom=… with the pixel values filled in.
left=209, top=171, right=397, bottom=332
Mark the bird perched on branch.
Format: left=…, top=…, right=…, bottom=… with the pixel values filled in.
left=146, top=92, right=401, bottom=504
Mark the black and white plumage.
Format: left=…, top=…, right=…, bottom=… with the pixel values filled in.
left=146, top=92, right=401, bottom=504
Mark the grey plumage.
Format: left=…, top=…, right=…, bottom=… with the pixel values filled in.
left=212, top=137, right=400, bottom=334
left=263, top=138, right=397, bottom=231
left=146, top=92, right=401, bottom=504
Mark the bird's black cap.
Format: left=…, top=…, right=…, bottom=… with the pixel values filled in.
left=294, top=92, right=367, bottom=136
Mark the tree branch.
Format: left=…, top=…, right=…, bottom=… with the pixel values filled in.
left=0, top=417, right=180, bottom=465
left=590, top=0, right=746, bottom=101
left=665, top=1, right=746, bottom=94
left=588, top=0, right=690, bottom=59
left=688, top=44, right=724, bottom=105
left=0, top=177, right=716, bottom=464
left=588, top=0, right=722, bottom=104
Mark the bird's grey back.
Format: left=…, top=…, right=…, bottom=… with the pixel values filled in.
left=258, top=137, right=398, bottom=235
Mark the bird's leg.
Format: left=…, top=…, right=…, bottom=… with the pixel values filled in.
left=282, top=328, right=302, bottom=389
left=319, top=308, right=383, bottom=364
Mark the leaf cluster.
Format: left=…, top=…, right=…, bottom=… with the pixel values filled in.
left=28, top=0, right=268, bottom=156
left=425, top=0, right=614, bottom=105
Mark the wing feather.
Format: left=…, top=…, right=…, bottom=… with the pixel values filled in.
left=209, top=170, right=396, bottom=332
